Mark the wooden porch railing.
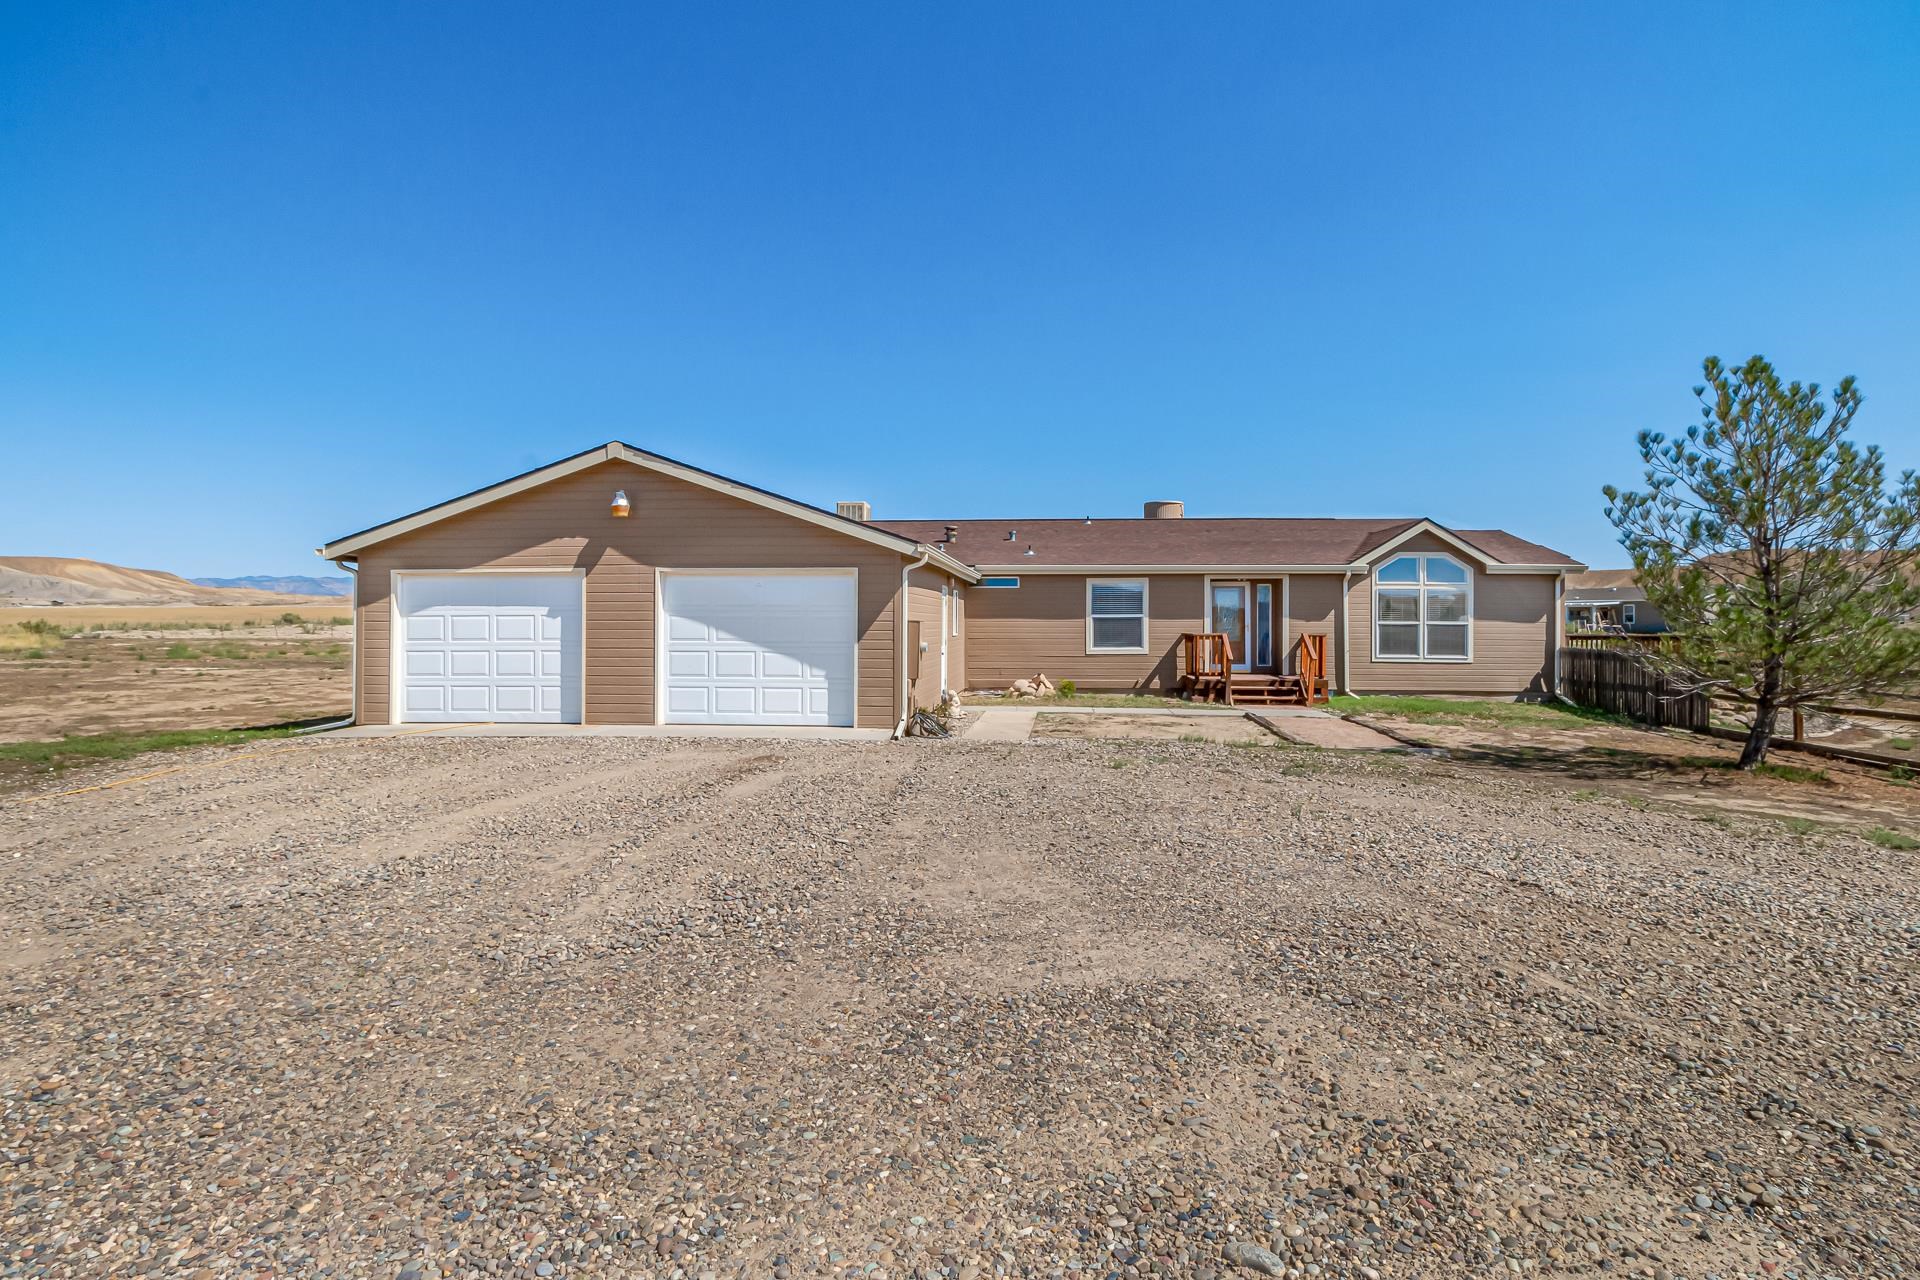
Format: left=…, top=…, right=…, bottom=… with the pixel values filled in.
left=1297, top=633, right=1329, bottom=705
left=1179, top=632, right=1235, bottom=705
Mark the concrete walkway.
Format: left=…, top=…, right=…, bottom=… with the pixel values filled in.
left=1247, top=713, right=1402, bottom=750
left=959, top=703, right=1406, bottom=750
left=960, top=709, right=1040, bottom=742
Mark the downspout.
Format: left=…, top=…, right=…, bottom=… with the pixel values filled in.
left=894, top=548, right=931, bottom=738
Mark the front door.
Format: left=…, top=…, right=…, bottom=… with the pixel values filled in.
left=1209, top=581, right=1252, bottom=673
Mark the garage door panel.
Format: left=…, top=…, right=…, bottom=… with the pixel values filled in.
left=493, top=685, right=538, bottom=713
left=760, top=651, right=804, bottom=679
left=495, top=615, right=537, bottom=642
left=760, top=687, right=805, bottom=717
left=448, top=686, right=491, bottom=713
left=405, top=687, right=448, bottom=713
left=667, top=687, right=710, bottom=715
left=714, top=687, right=757, bottom=714
left=397, top=575, right=581, bottom=724
left=662, top=573, right=856, bottom=726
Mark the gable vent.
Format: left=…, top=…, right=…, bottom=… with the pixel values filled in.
left=835, top=500, right=872, bottom=522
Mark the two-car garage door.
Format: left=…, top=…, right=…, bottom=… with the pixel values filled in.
left=394, top=570, right=857, bottom=727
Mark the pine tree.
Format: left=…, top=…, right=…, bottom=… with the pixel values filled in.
left=1604, top=356, right=1920, bottom=767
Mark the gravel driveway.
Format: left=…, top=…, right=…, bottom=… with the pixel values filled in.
left=2, top=735, right=1914, bottom=1278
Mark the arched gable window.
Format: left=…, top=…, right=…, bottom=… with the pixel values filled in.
left=1372, top=554, right=1471, bottom=661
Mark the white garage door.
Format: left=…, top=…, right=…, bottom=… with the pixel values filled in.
left=662, top=573, right=857, bottom=726
left=396, top=574, right=582, bottom=723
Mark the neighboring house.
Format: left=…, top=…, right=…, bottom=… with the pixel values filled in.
left=1564, top=570, right=1668, bottom=633
left=318, top=442, right=1585, bottom=730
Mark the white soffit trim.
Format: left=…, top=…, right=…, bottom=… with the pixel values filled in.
left=1487, top=562, right=1589, bottom=574
left=319, top=441, right=980, bottom=582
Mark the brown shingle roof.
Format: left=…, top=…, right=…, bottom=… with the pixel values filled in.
left=870, top=517, right=1580, bottom=569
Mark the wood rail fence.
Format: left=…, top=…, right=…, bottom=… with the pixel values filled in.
left=1558, top=645, right=1710, bottom=731
left=1565, top=632, right=1681, bottom=651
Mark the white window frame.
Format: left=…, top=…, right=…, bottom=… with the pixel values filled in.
left=1086, top=577, right=1149, bottom=654
left=1622, top=602, right=1636, bottom=627
left=1371, top=554, right=1472, bottom=662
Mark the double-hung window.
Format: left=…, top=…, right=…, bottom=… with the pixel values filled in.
left=1086, top=578, right=1148, bottom=653
left=1373, top=555, right=1470, bottom=660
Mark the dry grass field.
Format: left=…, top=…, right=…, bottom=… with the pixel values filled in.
left=0, top=607, right=351, bottom=749
left=0, top=603, right=351, bottom=628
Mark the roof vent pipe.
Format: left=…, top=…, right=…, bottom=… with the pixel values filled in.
left=1144, top=500, right=1184, bottom=519
left=943, top=525, right=958, bottom=543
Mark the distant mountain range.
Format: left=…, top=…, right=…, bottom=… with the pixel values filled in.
left=0, top=557, right=345, bottom=606
left=191, top=574, right=352, bottom=597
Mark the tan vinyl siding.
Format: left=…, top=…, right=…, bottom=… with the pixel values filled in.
left=906, top=566, right=967, bottom=710
left=1344, top=532, right=1554, bottom=695
left=354, top=459, right=908, bottom=727
left=963, top=574, right=1203, bottom=691
left=1285, top=574, right=1342, bottom=686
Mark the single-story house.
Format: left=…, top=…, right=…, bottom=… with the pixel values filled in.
left=1564, top=570, right=1668, bottom=634
left=318, top=442, right=1586, bottom=731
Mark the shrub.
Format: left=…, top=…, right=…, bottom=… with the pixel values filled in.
left=0, top=622, right=65, bottom=654
left=164, top=643, right=195, bottom=659
left=1892, top=737, right=1915, bottom=751
left=1866, top=827, right=1919, bottom=850
left=1057, top=680, right=1077, bottom=698
left=277, top=612, right=304, bottom=625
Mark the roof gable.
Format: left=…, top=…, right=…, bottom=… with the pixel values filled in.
left=317, top=442, right=979, bottom=581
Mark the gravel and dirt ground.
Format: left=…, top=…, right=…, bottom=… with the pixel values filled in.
left=2, top=734, right=1916, bottom=1279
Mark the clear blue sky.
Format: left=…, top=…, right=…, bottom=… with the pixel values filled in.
left=4, top=2, right=1917, bottom=576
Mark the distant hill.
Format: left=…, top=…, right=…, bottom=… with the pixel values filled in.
left=0, top=557, right=339, bottom=606
left=192, top=574, right=351, bottom=597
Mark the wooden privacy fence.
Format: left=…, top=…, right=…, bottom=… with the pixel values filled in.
left=1558, top=646, right=1710, bottom=730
